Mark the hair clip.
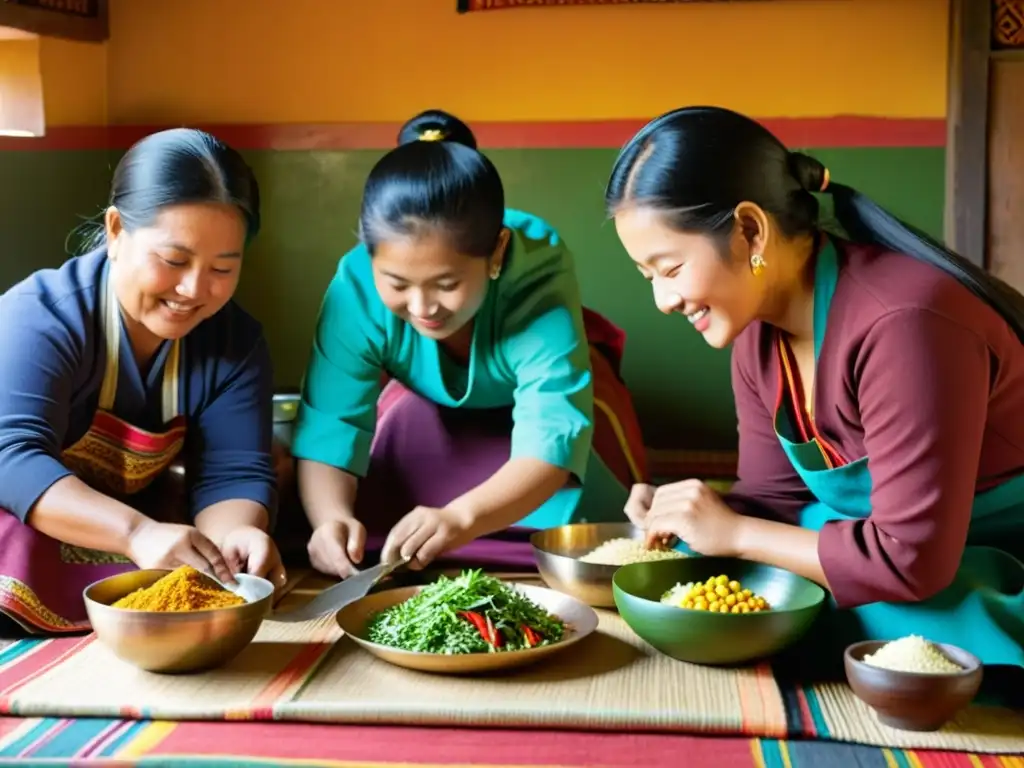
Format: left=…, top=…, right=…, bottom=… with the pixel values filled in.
left=418, top=129, right=446, bottom=142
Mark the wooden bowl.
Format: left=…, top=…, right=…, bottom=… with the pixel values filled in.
left=844, top=640, right=983, bottom=731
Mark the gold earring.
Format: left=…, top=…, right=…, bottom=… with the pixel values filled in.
left=750, top=253, right=766, bottom=277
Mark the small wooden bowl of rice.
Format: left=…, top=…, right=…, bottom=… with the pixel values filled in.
left=844, top=637, right=983, bottom=731
left=530, top=522, right=688, bottom=608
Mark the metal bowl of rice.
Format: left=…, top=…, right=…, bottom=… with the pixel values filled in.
left=529, top=522, right=688, bottom=608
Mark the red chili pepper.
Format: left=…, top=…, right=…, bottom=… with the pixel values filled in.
left=521, top=625, right=542, bottom=647
left=459, top=611, right=503, bottom=647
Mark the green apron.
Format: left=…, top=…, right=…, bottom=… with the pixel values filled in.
left=776, top=239, right=1024, bottom=667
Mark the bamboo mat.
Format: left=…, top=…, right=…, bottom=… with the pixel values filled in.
left=0, top=570, right=1021, bottom=754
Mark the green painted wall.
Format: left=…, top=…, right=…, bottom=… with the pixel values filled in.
left=0, top=146, right=945, bottom=449
left=0, top=150, right=110, bottom=289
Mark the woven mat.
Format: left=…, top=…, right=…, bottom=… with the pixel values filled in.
left=0, top=571, right=1021, bottom=754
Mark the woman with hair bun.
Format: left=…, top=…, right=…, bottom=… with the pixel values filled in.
left=291, top=109, right=647, bottom=576
left=609, top=106, right=1024, bottom=667
left=0, top=128, right=284, bottom=634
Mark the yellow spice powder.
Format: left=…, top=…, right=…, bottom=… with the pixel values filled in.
left=112, top=565, right=245, bottom=612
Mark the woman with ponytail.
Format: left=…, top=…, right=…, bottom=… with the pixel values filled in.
left=608, top=106, right=1024, bottom=668
left=291, top=109, right=646, bottom=577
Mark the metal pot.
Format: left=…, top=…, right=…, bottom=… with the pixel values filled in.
left=272, top=390, right=301, bottom=450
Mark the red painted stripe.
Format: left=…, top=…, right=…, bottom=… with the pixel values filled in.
left=145, top=721, right=757, bottom=766
left=0, top=116, right=945, bottom=152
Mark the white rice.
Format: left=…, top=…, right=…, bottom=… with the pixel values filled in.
left=577, top=538, right=687, bottom=566
left=659, top=581, right=696, bottom=607
left=861, top=635, right=964, bottom=674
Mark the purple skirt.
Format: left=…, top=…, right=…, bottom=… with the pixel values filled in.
left=273, top=369, right=641, bottom=573
left=353, top=381, right=542, bottom=570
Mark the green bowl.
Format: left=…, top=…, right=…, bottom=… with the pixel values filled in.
left=612, top=557, right=827, bottom=665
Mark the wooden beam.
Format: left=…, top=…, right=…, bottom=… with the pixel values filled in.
left=943, top=0, right=991, bottom=268
left=0, top=0, right=107, bottom=43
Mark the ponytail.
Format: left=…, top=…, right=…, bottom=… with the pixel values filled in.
left=607, top=105, right=1024, bottom=342
left=825, top=182, right=1024, bottom=342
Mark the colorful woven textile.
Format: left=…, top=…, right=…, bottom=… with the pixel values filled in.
left=1, top=716, right=1020, bottom=766
left=0, top=592, right=1022, bottom=754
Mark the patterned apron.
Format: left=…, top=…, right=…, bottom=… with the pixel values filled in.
left=777, top=239, right=1024, bottom=667
left=0, top=272, right=186, bottom=634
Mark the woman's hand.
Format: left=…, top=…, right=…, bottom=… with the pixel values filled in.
left=381, top=506, right=472, bottom=570
left=644, top=479, right=742, bottom=557
left=623, top=483, right=656, bottom=526
left=221, top=525, right=287, bottom=588
left=126, top=519, right=234, bottom=584
left=307, top=517, right=366, bottom=579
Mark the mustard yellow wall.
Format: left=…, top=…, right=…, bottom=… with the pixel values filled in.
left=68, top=0, right=948, bottom=127
left=38, top=36, right=105, bottom=126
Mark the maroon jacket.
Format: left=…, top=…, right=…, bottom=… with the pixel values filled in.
left=725, top=240, right=1024, bottom=608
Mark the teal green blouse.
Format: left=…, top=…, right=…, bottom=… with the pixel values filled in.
left=291, top=209, right=594, bottom=483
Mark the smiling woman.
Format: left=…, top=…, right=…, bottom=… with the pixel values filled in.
left=289, top=110, right=648, bottom=578
left=0, top=128, right=286, bottom=635
left=607, top=106, right=1024, bottom=672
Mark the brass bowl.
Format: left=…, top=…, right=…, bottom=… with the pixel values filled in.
left=336, top=583, right=599, bottom=674
left=530, top=522, right=685, bottom=607
left=83, top=569, right=275, bottom=674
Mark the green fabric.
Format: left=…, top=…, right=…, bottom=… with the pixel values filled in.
left=776, top=239, right=1024, bottom=667
left=291, top=209, right=594, bottom=485
left=525, top=448, right=630, bottom=529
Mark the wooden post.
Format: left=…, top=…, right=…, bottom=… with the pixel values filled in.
left=943, top=0, right=991, bottom=268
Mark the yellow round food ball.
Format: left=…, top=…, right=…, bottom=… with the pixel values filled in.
left=714, top=584, right=730, bottom=598
left=725, top=594, right=737, bottom=606
left=728, top=580, right=741, bottom=593
left=719, top=603, right=730, bottom=613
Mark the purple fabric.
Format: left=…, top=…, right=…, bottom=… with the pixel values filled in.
left=0, top=510, right=134, bottom=630
left=0, top=471, right=190, bottom=632
left=353, top=382, right=539, bottom=571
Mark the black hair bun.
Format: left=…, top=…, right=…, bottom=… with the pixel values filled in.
left=788, top=152, right=829, bottom=194
left=397, top=109, right=478, bottom=150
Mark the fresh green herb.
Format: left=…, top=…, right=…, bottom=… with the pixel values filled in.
left=365, top=569, right=566, bottom=654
